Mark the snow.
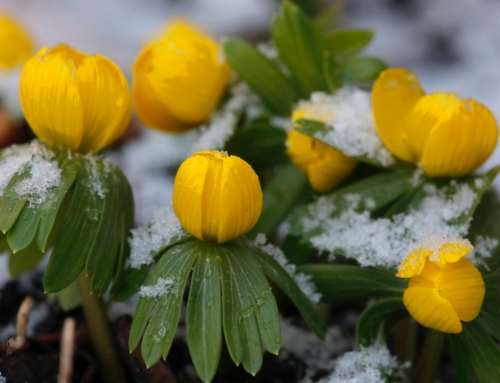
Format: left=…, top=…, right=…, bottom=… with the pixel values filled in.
left=468, top=235, right=499, bottom=268
left=0, top=372, right=6, bottom=383
left=0, top=140, right=61, bottom=206
left=84, top=154, right=105, bottom=198
left=318, top=343, right=399, bottom=383
left=295, top=89, right=395, bottom=167
left=138, top=277, right=175, bottom=298
left=190, top=80, right=262, bottom=153
left=300, top=181, right=477, bottom=268
left=254, top=234, right=322, bottom=304
left=129, top=205, right=186, bottom=269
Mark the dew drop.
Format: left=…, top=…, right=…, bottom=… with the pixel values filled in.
left=206, top=300, right=214, bottom=308
left=205, top=268, right=214, bottom=278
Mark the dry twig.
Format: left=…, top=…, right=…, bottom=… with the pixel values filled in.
left=7, top=296, right=33, bottom=354
left=58, top=317, right=77, bottom=383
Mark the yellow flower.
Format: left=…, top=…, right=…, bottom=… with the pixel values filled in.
left=372, top=68, right=498, bottom=178
left=287, top=106, right=358, bottom=193
left=172, top=150, right=262, bottom=243
left=133, top=21, right=230, bottom=133
left=397, top=236, right=485, bottom=333
left=0, top=14, right=33, bottom=69
left=20, top=44, right=131, bottom=153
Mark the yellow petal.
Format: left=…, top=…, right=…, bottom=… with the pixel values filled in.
left=172, top=151, right=262, bottom=244
left=286, top=130, right=357, bottom=193
left=0, top=14, right=33, bottom=68
left=132, top=44, right=190, bottom=133
left=432, top=241, right=473, bottom=267
left=437, top=258, right=485, bottom=322
left=421, top=97, right=498, bottom=177
left=372, top=68, right=425, bottom=162
left=20, top=46, right=84, bottom=151
left=408, top=258, right=440, bottom=288
left=145, top=21, right=229, bottom=124
left=403, top=286, right=462, bottom=333
left=77, top=55, right=132, bottom=153
left=397, top=248, right=431, bottom=278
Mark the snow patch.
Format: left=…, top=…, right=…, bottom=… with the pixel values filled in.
left=139, top=277, right=175, bottom=298
left=468, top=235, right=499, bottom=268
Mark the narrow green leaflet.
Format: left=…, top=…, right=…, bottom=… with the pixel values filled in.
left=298, top=265, right=406, bottom=302
left=342, top=57, right=388, bottom=83
left=224, top=124, right=288, bottom=170
left=295, top=119, right=397, bottom=168
left=248, top=163, right=310, bottom=239
left=314, top=3, right=343, bottom=32
left=356, top=298, right=406, bottom=347
left=446, top=331, right=470, bottom=383
left=7, top=203, right=40, bottom=253
left=325, top=29, right=374, bottom=57
left=477, top=271, right=500, bottom=340
left=134, top=241, right=199, bottom=368
left=43, top=160, right=104, bottom=293
left=8, top=241, right=45, bottom=277
left=187, top=246, right=223, bottom=383
left=446, top=321, right=500, bottom=383
left=0, top=168, right=29, bottom=233
left=248, top=243, right=324, bottom=339
left=271, top=1, right=326, bottom=98
left=223, top=39, right=297, bottom=116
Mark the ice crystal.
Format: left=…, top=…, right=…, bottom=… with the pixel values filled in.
left=139, top=277, right=175, bottom=298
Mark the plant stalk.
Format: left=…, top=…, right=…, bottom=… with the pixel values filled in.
left=416, top=329, right=444, bottom=383
left=77, top=273, right=128, bottom=383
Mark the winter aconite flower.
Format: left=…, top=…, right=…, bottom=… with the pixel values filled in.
left=372, top=68, right=498, bottom=178
left=397, top=236, right=485, bottom=333
left=0, top=14, right=33, bottom=69
left=172, top=150, right=262, bottom=244
left=133, top=21, right=230, bottom=133
left=20, top=44, right=131, bottom=153
left=287, top=104, right=358, bottom=193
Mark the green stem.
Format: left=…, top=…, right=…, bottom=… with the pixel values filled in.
left=416, top=329, right=444, bottom=383
left=391, top=318, right=417, bottom=382
left=77, top=274, right=128, bottom=383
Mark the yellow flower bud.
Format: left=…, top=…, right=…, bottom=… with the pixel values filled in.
left=0, top=14, right=33, bottom=69
left=133, top=21, right=230, bottom=133
left=372, top=68, right=498, bottom=177
left=20, top=44, right=131, bottom=153
left=287, top=106, right=358, bottom=193
left=397, top=237, right=485, bottom=333
left=172, top=150, right=262, bottom=243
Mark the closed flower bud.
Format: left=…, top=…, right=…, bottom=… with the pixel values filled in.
left=287, top=105, right=358, bottom=193
left=397, top=236, right=485, bottom=333
left=133, top=21, right=230, bottom=133
left=372, top=68, right=498, bottom=177
left=20, top=44, right=131, bottom=153
left=173, top=150, right=262, bottom=243
left=0, top=14, right=33, bottom=69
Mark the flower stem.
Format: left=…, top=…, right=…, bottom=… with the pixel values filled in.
left=77, top=273, right=128, bottom=383
left=416, top=329, right=444, bottom=383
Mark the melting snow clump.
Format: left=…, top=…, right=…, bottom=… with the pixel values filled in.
left=84, top=154, right=105, bottom=198
left=191, top=81, right=262, bottom=153
left=301, top=181, right=477, bottom=268
left=296, top=88, right=395, bottom=167
left=320, top=343, right=399, bottom=383
left=254, top=234, right=322, bottom=304
left=0, top=141, right=61, bottom=207
left=129, top=205, right=185, bottom=269
left=468, top=235, right=499, bottom=268
left=139, top=277, right=175, bottom=298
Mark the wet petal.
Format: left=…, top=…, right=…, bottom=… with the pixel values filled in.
left=372, top=68, right=425, bottom=162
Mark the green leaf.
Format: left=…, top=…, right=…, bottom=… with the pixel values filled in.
left=0, top=232, right=7, bottom=253
left=187, top=247, right=223, bottom=383
left=43, top=160, right=104, bottom=293
left=325, top=29, right=374, bottom=57
left=322, top=51, right=342, bottom=92
left=8, top=240, right=45, bottom=277
left=224, top=123, right=288, bottom=169
left=54, top=280, right=81, bottom=312
left=446, top=321, right=500, bottom=383
left=223, top=39, right=297, bottom=116
left=7, top=203, right=40, bottom=253
left=248, top=163, right=310, bottom=239
left=343, top=57, right=388, bottom=83
left=0, top=168, right=29, bottom=233
left=110, top=265, right=149, bottom=302
left=446, top=331, right=470, bottom=383
left=249, top=243, right=324, bottom=340
left=314, top=3, right=344, bottom=32
left=136, top=241, right=199, bottom=368
left=271, top=1, right=326, bottom=98
left=295, top=119, right=397, bottom=168
left=356, top=298, right=406, bottom=347
left=297, top=265, right=406, bottom=302
left=477, top=271, right=500, bottom=339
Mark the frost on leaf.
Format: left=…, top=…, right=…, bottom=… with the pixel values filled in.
left=254, top=233, right=322, bottom=304
left=129, top=206, right=186, bottom=269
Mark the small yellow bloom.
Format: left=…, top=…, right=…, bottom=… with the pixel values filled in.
left=397, top=237, right=485, bottom=333
left=0, top=14, right=33, bottom=69
left=372, top=68, right=498, bottom=178
left=172, top=150, right=262, bottom=244
left=20, top=44, right=131, bottom=153
left=133, top=21, right=230, bottom=133
left=287, top=106, right=358, bottom=193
